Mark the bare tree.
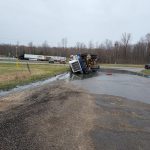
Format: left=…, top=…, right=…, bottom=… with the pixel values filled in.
left=76, top=42, right=86, bottom=54
left=1, top=33, right=150, bottom=64
left=145, top=33, right=150, bottom=62
left=61, top=38, right=67, bottom=56
left=76, top=42, right=81, bottom=51
left=121, top=33, right=131, bottom=62
left=28, top=42, right=33, bottom=47
left=146, top=33, right=150, bottom=43
left=114, top=41, right=120, bottom=64
left=104, top=39, right=113, bottom=50
left=41, top=41, right=49, bottom=55
left=42, top=41, right=49, bottom=48
left=121, top=33, right=131, bottom=46
left=88, top=41, right=94, bottom=50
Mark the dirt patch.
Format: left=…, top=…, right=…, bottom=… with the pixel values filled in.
left=0, top=81, right=96, bottom=150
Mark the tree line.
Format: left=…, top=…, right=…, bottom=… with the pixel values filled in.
left=0, top=33, right=150, bottom=64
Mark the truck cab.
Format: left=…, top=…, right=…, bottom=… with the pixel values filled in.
left=69, top=53, right=100, bottom=74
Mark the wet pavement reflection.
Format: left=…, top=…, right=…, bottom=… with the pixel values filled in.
left=70, top=70, right=150, bottom=104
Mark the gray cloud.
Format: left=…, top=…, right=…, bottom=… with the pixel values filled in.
left=0, top=0, right=150, bottom=46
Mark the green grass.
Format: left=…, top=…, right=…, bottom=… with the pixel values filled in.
left=0, top=63, right=68, bottom=90
left=141, top=69, right=150, bottom=75
left=100, top=64, right=144, bottom=68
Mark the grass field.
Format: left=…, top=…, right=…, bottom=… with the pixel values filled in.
left=100, top=64, right=150, bottom=75
left=100, top=64, right=144, bottom=68
left=0, top=63, right=68, bottom=90
left=141, top=69, right=150, bottom=75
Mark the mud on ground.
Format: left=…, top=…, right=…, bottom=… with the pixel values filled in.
left=0, top=81, right=150, bottom=150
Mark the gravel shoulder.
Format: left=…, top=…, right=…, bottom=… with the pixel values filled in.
left=0, top=81, right=150, bottom=150
left=0, top=82, right=95, bottom=150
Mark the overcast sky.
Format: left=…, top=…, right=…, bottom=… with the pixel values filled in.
left=0, top=0, right=150, bottom=46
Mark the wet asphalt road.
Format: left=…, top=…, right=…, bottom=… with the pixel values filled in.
left=71, top=71, right=150, bottom=104
left=91, top=94, right=150, bottom=150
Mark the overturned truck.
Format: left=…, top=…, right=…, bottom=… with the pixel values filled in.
left=69, top=53, right=100, bottom=74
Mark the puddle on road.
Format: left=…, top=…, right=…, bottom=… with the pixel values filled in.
left=70, top=69, right=150, bottom=104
